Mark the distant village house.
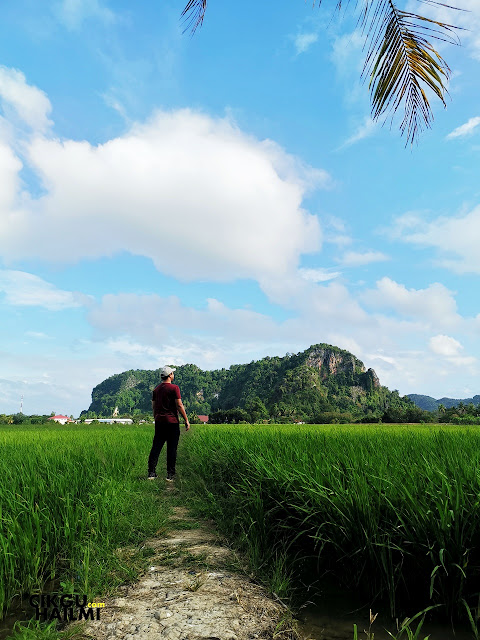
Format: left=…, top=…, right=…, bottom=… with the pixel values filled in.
left=49, top=415, right=74, bottom=425
left=84, top=418, right=133, bottom=425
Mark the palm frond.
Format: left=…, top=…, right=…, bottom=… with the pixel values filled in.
left=361, top=0, right=461, bottom=144
left=181, top=0, right=207, bottom=34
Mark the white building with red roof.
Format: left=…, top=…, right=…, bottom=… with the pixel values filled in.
left=48, top=415, right=74, bottom=425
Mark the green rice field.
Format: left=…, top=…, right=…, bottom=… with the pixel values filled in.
left=0, top=423, right=170, bottom=624
left=178, top=424, right=480, bottom=623
left=2, top=422, right=480, bottom=633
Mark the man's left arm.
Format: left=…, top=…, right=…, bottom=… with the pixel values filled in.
left=175, top=387, right=190, bottom=430
left=175, top=399, right=190, bottom=430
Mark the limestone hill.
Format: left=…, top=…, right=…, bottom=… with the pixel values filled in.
left=82, top=343, right=414, bottom=422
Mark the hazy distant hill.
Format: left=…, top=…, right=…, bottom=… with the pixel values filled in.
left=407, top=394, right=480, bottom=411
left=82, top=343, right=414, bottom=422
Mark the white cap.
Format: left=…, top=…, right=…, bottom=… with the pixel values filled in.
left=160, top=365, right=176, bottom=378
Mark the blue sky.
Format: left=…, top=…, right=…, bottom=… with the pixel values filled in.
left=1, top=0, right=480, bottom=416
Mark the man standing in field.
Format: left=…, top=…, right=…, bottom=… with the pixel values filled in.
left=148, top=366, right=190, bottom=481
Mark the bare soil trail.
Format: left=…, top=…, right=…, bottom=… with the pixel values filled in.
left=79, top=488, right=307, bottom=640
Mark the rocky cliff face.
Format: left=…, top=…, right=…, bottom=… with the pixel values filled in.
left=366, top=368, right=380, bottom=388
left=304, top=345, right=381, bottom=394
left=306, top=345, right=364, bottom=378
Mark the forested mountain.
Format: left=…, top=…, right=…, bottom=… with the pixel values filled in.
left=82, top=344, right=417, bottom=423
left=408, top=394, right=480, bottom=411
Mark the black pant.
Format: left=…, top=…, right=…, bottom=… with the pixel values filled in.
left=148, top=420, right=180, bottom=476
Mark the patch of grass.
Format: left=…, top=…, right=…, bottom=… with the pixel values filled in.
left=8, top=620, right=88, bottom=640
left=138, top=546, right=156, bottom=559
left=169, top=519, right=200, bottom=530
left=153, top=547, right=191, bottom=566
left=183, top=572, right=206, bottom=592
left=272, top=610, right=302, bottom=639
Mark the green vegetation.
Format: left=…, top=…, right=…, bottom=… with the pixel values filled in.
left=408, top=394, right=480, bottom=412
left=83, top=363, right=227, bottom=418
left=438, top=402, right=480, bottom=424
left=177, top=423, right=480, bottom=624
left=0, top=414, right=54, bottom=425
left=0, top=423, right=170, bottom=629
left=5, top=419, right=480, bottom=637
left=83, top=343, right=421, bottom=423
left=409, top=395, right=480, bottom=422
left=8, top=620, right=85, bottom=640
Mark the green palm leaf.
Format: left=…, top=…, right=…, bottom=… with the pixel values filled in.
left=181, top=0, right=463, bottom=144
left=360, top=0, right=461, bottom=144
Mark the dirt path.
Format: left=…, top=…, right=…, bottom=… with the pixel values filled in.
left=80, top=497, right=306, bottom=640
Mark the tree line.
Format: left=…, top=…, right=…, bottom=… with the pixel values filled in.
left=3, top=401, right=480, bottom=425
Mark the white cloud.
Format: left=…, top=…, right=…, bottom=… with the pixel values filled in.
left=86, top=294, right=297, bottom=379
left=340, top=117, right=376, bottom=148
left=366, top=346, right=478, bottom=395
left=25, top=331, right=51, bottom=339
left=102, top=92, right=130, bottom=123
left=89, top=293, right=279, bottom=344
left=105, top=338, right=166, bottom=360
left=446, top=116, right=480, bottom=139
left=339, top=250, right=389, bottom=267
left=429, top=334, right=476, bottom=367
left=0, top=100, right=329, bottom=283
left=56, top=0, right=115, bottom=30
left=298, top=267, right=341, bottom=282
left=88, top=278, right=396, bottom=366
left=330, top=30, right=366, bottom=105
left=87, top=282, right=375, bottom=371
left=0, top=67, right=52, bottom=132
left=294, top=32, right=318, bottom=54
left=394, top=205, right=480, bottom=274
left=362, top=277, right=461, bottom=328
left=0, top=141, right=23, bottom=212
left=429, top=334, right=462, bottom=357
left=367, top=353, right=396, bottom=367
left=389, top=211, right=424, bottom=236
left=331, top=31, right=365, bottom=77
left=328, top=234, right=352, bottom=247
left=323, top=215, right=353, bottom=247
left=0, top=270, right=91, bottom=310
left=103, top=336, right=238, bottom=371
